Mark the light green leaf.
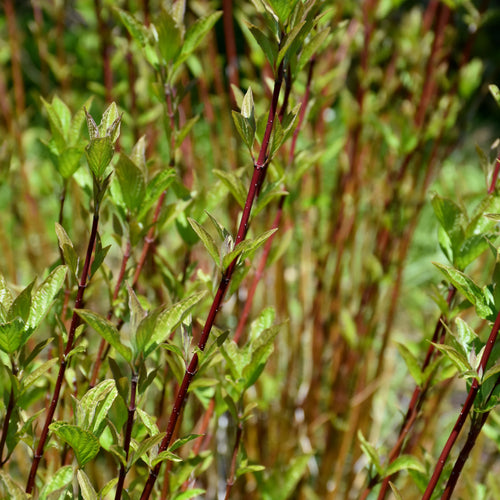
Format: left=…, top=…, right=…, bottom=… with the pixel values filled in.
left=22, top=358, right=58, bottom=393
left=434, top=262, right=495, bottom=320
left=175, top=116, right=199, bottom=149
left=489, top=84, right=500, bottom=107
left=172, top=489, right=206, bottom=500
left=0, top=274, right=13, bottom=311
left=0, top=319, right=27, bottom=354
left=243, top=324, right=280, bottom=388
left=130, top=432, right=166, bottom=467
left=431, top=342, right=471, bottom=375
left=241, top=87, right=255, bottom=121
left=115, top=153, right=146, bottom=214
left=50, top=423, right=101, bottom=467
left=0, top=471, right=28, bottom=500
left=267, top=0, right=298, bottom=24
left=396, top=342, right=422, bottom=386
left=247, top=24, right=278, bottom=67
left=115, top=7, right=149, bottom=47
left=232, top=111, right=255, bottom=152
left=169, top=433, right=201, bottom=452
left=385, top=455, right=425, bottom=476
left=214, top=169, right=247, bottom=208
left=59, top=145, right=85, bottom=178
left=55, top=222, right=79, bottom=278
left=99, top=102, right=121, bottom=141
left=389, top=482, right=404, bottom=500
left=222, top=229, right=278, bottom=270
left=175, top=11, right=222, bottom=68
left=149, top=291, right=207, bottom=349
left=77, top=309, right=132, bottom=362
left=156, top=9, right=182, bottom=62
left=297, top=28, right=330, bottom=73
left=27, top=266, right=66, bottom=330
left=276, top=19, right=306, bottom=67
left=39, top=465, right=73, bottom=500
left=357, top=431, right=382, bottom=475
left=138, top=169, right=176, bottom=221
left=79, top=379, right=117, bottom=433
left=188, top=218, right=220, bottom=266
left=77, top=470, right=98, bottom=500
left=136, top=407, right=160, bottom=437
left=8, top=281, right=34, bottom=323
left=151, top=450, right=182, bottom=466
left=85, top=137, right=114, bottom=178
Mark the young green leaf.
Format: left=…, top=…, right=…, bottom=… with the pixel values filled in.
left=214, top=169, right=248, bottom=208
left=0, top=319, right=25, bottom=354
left=77, top=470, right=98, bottom=500
left=357, top=431, right=383, bottom=476
left=267, top=0, right=298, bottom=25
left=396, top=342, right=423, bottom=386
left=384, top=455, right=425, bottom=476
left=55, top=222, right=79, bottom=278
left=49, top=423, right=101, bottom=467
left=78, top=379, right=118, bottom=434
left=26, top=266, right=66, bottom=330
left=188, top=218, right=221, bottom=266
left=0, top=471, right=28, bottom=500
left=76, top=309, right=132, bottom=362
left=130, top=433, right=166, bottom=467
left=174, top=11, right=222, bottom=70
left=115, top=153, right=146, bottom=214
left=85, top=137, right=114, bottom=178
left=434, top=262, right=495, bottom=320
left=39, top=465, right=73, bottom=500
left=156, top=9, right=182, bottom=63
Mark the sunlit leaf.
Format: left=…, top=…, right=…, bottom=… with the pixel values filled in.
left=50, top=423, right=100, bottom=467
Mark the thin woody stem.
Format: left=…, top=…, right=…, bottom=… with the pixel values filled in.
left=139, top=60, right=285, bottom=500
left=26, top=213, right=100, bottom=494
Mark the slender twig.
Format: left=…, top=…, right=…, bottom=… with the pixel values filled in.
left=90, top=238, right=131, bottom=387
left=115, top=371, right=138, bottom=500
left=93, top=0, right=113, bottom=103
left=0, top=362, right=17, bottom=466
left=422, top=311, right=500, bottom=500
left=26, top=212, right=100, bottom=494
left=224, top=421, right=243, bottom=500
left=139, top=60, right=285, bottom=500
left=441, top=374, right=500, bottom=498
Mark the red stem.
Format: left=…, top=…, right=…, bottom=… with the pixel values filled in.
left=224, top=422, right=243, bottom=500
left=115, top=371, right=138, bottom=500
left=422, top=310, right=500, bottom=500
left=26, top=213, right=100, bottom=494
left=139, top=60, right=285, bottom=500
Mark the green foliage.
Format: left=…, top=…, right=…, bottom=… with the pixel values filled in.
left=0, top=0, right=498, bottom=499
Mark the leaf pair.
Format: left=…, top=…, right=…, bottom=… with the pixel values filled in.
left=0, top=267, right=66, bottom=354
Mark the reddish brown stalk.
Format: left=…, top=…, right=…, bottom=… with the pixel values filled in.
left=224, top=422, right=243, bottom=500
left=488, top=154, right=500, bottom=195
left=4, top=0, right=25, bottom=122
left=115, top=371, right=138, bottom=500
left=222, top=0, right=240, bottom=103
left=422, top=311, right=500, bottom=500
left=139, top=60, right=284, bottom=500
left=93, top=0, right=113, bottom=104
left=372, top=286, right=456, bottom=499
left=26, top=213, right=100, bottom=494
left=184, top=56, right=315, bottom=482
left=90, top=239, right=131, bottom=387
left=415, top=3, right=450, bottom=130
left=442, top=371, right=500, bottom=498
left=0, top=363, right=17, bottom=466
